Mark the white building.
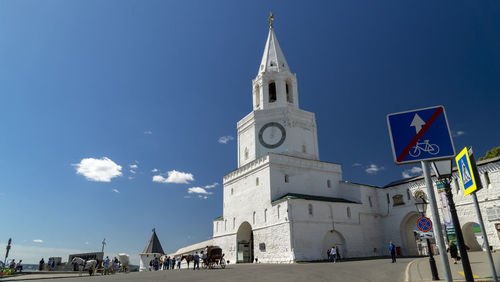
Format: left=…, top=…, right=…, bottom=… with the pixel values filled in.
left=139, top=229, right=165, bottom=271
left=205, top=22, right=500, bottom=264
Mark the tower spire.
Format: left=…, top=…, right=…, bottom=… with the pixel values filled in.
left=258, top=14, right=289, bottom=74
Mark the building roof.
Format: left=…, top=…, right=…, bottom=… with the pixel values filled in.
left=272, top=193, right=359, bottom=205
left=258, top=26, right=290, bottom=75
left=213, top=215, right=223, bottom=221
left=142, top=228, right=164, bottom=254
left=168, top=239, right=213, bottom=256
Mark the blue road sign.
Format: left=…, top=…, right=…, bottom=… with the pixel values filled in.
left=387, top=106, right=456, bottom=164
left=417, top=217, right=433, bottom=233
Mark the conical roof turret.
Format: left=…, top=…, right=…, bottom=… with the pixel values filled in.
left=142, top=228, right=164, bottom=254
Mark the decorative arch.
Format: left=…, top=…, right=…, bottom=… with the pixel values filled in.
left=400, top=212, right=420, bottom=256
left=322, top=230, right=347, bottom=259
left=236, top=221, right=254, bottom=263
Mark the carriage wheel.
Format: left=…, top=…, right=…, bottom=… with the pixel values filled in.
left=202, top=261, right=208, bottom=269
left=220, top=259, right=226, bottom=269
left=209, top=261, right=215, bottom=269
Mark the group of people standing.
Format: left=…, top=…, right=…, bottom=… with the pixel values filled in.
left=102, top=256, right=120, bottom=274
left=38, top=258, right=56, bottom=271
left=0, top=259, right=23, bottom=272
left=149, top=255, right=181, bottom=271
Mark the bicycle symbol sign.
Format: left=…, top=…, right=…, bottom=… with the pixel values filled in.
left=416, top=217, right=433, bottom=232
left=387, top=106, right=456, bottom=164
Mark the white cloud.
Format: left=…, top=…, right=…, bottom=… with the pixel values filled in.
left=198, top=195, right=208, bottom=199
left=73, top=157, right=122, bottom=182
left=453, top=131, right=465, bottom=137
left=152, top=168, right=159, bottom=173
left=153, top=170, right=194, bottom=184
left=218, top=135, right=234, bottom=144
left=365, top=164, right=384, bottom=175
left=85, top=242, right=89, bottom=245
left=188, top=187, right=212, bottom=195
left=112, top=189, right=120, bottom=193
left=184, top=195, right=192, bottom=199
left=204, top=182, right=219, bottom=189
left=128, top=176, right=134, bottom=180
left=402, top=166, right=423, bottom=178
left=130, top=164, right=138, bottom=169
left=129, top=170, right=136, bottom=174
left=33, top=239, right=43, bottom=243
left=144, top=130, right=153, bottom=135
left=352, top=163, right=362, bottom=167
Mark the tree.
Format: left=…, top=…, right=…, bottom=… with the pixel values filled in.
left=478, top=146, right=500, bottom=161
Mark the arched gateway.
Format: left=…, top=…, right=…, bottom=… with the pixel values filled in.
left=400, top=212, right=420, bottom=256
left=322, top=230, right=346, bottom=259
left=236, top=222, right=254, bottom=263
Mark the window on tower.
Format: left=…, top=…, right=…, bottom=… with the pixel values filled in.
left=255, top=85, right=260, bottom=108
left=284, top=174, right=289, bottom=183
left=286, top=81, right=293, bottom=103
left=269, top=82, right=277, bottom=103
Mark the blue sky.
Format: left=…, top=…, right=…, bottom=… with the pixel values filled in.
left=1, top=1, right=499, bottom=264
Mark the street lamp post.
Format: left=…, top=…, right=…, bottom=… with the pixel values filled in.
left=415, top=197, right=440, bottom=281
left=432, top=160, right=474, bottom=282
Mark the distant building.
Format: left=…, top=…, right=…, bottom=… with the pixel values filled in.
left=139, top=228, right=164, bottom=271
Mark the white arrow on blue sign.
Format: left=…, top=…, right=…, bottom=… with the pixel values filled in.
left=387, top=105, right=456, bottom=164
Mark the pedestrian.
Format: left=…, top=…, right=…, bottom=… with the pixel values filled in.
left=177, top=256, right=181, bottom=269
left=103, top=256, right=110, bottom=274
left=389, top=241, right=396, bottom=263
left=193, top=252, right=200, bottom=270
left=163, top=256, right=168, bottom=270
left=166, top=256, right=170, bottom=270
left=9, top=259, right=16, bottom=270
left=172, top=257, right=176, bottom=270
left=327, top=248, right=331, bottom=262
left=201, top=250, right=207, bottom=267
left=149, top=259, right=153, bottom=271
left=153, top=257, right=159, bottom=271
left=50, top=257, right=55, bottom=270
left=330, top=246, right=337, bottom=263
left=16, top=260, right=23, bottom=273
left=447, top=240, right=459, bottom=264
left=39, top=258, right=45, bottom=271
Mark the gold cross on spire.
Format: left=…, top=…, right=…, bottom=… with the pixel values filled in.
left=268, top=12, right=274, bottom=28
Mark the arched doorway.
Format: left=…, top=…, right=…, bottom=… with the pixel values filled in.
left=322, top=230, right=346, bottom=259
left=462, top=222, right=483, bottom=251
left=236, top=222, right=254, bottom=263
left=400, top=212, right=420, bottom=256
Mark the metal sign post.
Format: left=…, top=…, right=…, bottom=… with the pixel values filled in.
left=456, top=147, right=498, bottom=282
left=422, top=161, right=453, bottom=282
left=4, top=238, right=11, bottom=265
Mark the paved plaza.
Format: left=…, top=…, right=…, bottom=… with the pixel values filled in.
left=3, top=258, right=413, bottom=282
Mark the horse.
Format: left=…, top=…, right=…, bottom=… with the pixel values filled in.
left=71, top=257, right=97, bottom=276
left=181, top=255, right=193, bottom=269
left=71, top=257, right=85, bottom=276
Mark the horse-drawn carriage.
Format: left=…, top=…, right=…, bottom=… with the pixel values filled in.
left=202, top=246, right=226, bottom=269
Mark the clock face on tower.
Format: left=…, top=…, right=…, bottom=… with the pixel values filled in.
left=258, top=122, right=286, bottom=149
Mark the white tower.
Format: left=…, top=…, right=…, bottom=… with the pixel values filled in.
left=237, top=21, right=320, bottom=167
